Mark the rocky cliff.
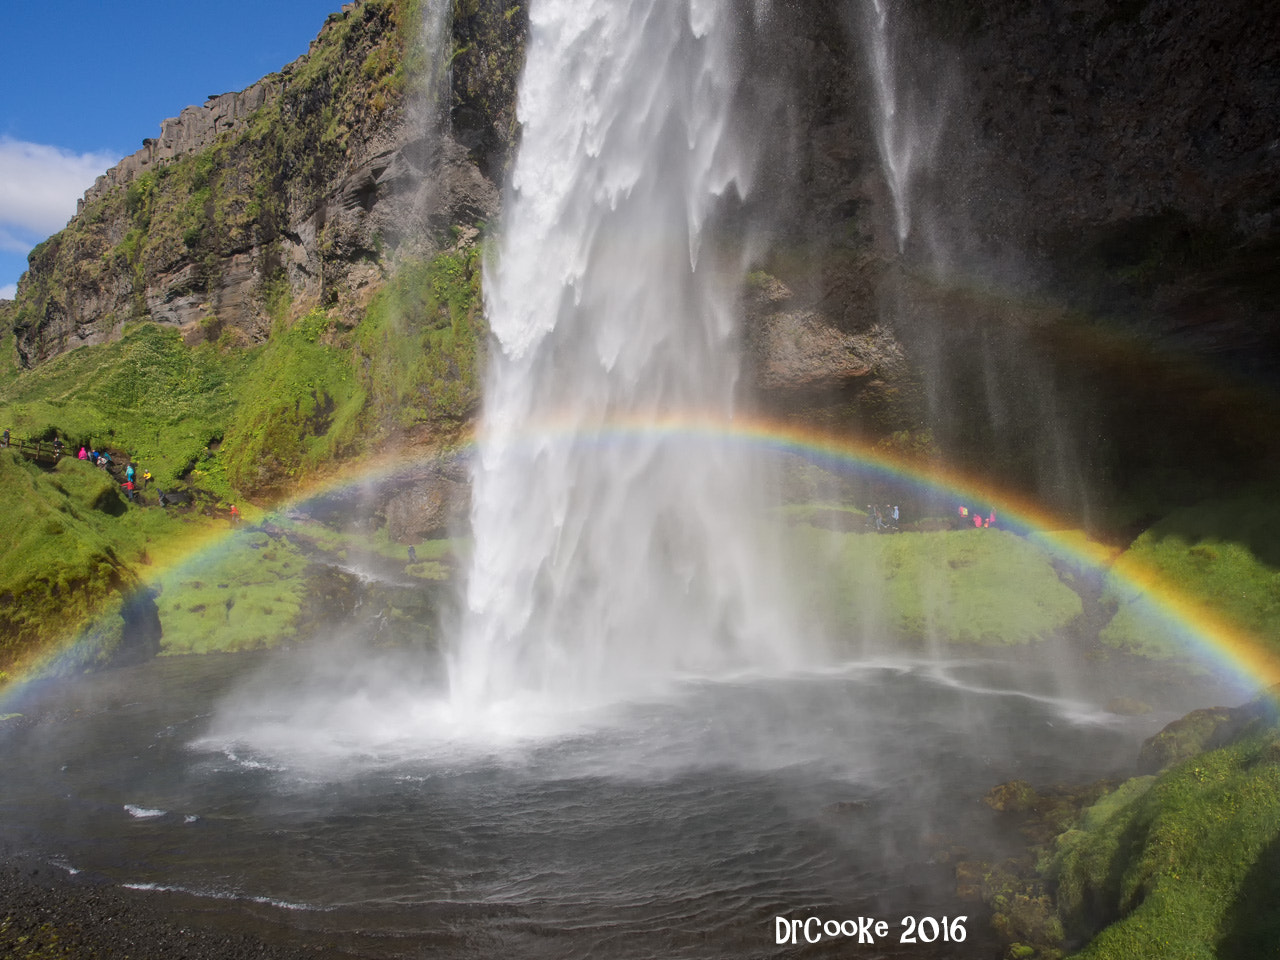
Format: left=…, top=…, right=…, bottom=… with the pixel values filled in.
left=5, top=0, right=1278, bottom=478
left=9, top=0, right=522, bottom=367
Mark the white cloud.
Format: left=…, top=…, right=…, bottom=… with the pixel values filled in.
left=0, top=137, right=120, bottom=238
left=0, top=225, right=34, bottom=254
left=0, top=283, right=16, bottom=300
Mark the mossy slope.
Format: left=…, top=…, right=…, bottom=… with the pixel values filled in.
left=1100, top=490, right=1280, bottom=659
left=0, top=246, right=483, bottom=673
left=785, top=523, right=1082, bottom=646
left=1050, top=714, right=1280, bottom=959
left=0, top=322, right=248, bottom=489
left=0, top=452, right=208, bottom=677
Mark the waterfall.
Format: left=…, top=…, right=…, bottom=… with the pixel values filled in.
left=449, top=0, right=805, bottom=710
left=847, top=0, right=1095, bottom=531
left=854, top=0, right=945, bottom=257
left=421, top=0, right=454, bottom=130
left=864, top=0, right=913, bottom=251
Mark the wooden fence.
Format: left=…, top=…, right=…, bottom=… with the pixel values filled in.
left=2, top=437, right=64, bottom=465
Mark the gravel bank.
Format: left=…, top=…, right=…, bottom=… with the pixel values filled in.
left=0, top=857, right=331, bottom=960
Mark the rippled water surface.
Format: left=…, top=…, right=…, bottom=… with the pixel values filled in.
left=0, top=651, right=1207, bottom=958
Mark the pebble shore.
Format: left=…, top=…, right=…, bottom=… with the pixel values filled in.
left=0, top=857, right=328, bottom=959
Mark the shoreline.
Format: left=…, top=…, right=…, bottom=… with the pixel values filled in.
left=0, top=853, right=329, bottom=960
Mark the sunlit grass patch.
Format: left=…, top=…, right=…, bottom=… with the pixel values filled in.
left=0, top=322, right=249, bottom=493
left=0, top=452, right=202, bottom=674
left=1050, top=723, right=1280, bottom=959
left=785, top=523, right=1081, bottom=646
left=154, top=530, right=308, bottom=655
left=273, top=513, right=464, bottom=579
left=1099, top=490, right=1280, bottom=658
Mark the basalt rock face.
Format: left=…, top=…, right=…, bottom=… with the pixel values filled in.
left=9, top=0, right=1278, bottom=391
left=384, top=468, right=470, bottom=542
left=77, top=81, right=280, bottom=215
left=951, top=0, right=1280, bottom=246
left=735, top=0, right=1280, bottom=498
left=744, top=272, right=904, bottom=395
left=10, top=0, right=520, bottom=368
left=867, top=0, right=1280, bottom=373
left=785, top=0, right=1279, bottom=279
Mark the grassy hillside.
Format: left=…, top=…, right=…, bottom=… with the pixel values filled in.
left=1050, top=713, right=1280, bottom=959
left=0, top=248, right=482, bottom=493
left=0, top=248, right=483, bottom=676
left=783, top=520, right=1083, bottom=647
left=1100, top=489, right=1280, bottom=658
left=0, top=322, right=249, bottom=490
left=0, top=451, right=207, bottom=678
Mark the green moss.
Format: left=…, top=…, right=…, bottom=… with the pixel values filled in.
left=154, top=531, right=308, bottom=655
left=1049, top=725, right=1280, bottom=958
left=0, top=451, right=209, bottom=677
left=786, top=525, right=1082, bottom=646
left=1099, top=491, right=1280, bottom=659
left=219, top=305, right=359, bottom=497
left=212, top=249, right=483, bottom=499
left=0, top=322, right=250, bottom=491
left=355, top=247, right=487, bottom=429
left=407, top=560, right=450, bottom=580
left=275, top=514, right=464, bottom=579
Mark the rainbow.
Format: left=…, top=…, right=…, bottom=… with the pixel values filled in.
left=4, top=413, right=1279, bottom=697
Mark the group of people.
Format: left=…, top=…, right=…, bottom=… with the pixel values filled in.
left=868, top=504, right=901, bottom=532
left=859, top=502, right=1000, bottom=531
left=76, top=444, right=153, bottom=503
left=957, top=505, right=997, bottom=529
left=8, top=430, right=207, bottom=515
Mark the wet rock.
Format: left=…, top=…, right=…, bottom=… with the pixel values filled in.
left=821, top=799, right=874, bottom=817
left=113, top=588, right=162, bottom=667
left=384, top=471, right=470, bottom=542
left=0, top=857, right=318, bottom=960
left=746, top=273, right=905, bottom=392
left=983, top=779, right=1039, bottom=813
left=1105, top=696, right=1153, bottom=716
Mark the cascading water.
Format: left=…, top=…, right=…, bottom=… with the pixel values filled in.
left=847, top=0, right=1094, bottom=522
left=855, top=0, right=946, bottom=255
left=862, top=0, right=914, bottom=251
left=420, top=0, right=454, bottom=128
left=449, top=0, right=808, bottom=710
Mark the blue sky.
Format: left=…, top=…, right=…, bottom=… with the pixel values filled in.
left=0, top=1, right=344, bottom=299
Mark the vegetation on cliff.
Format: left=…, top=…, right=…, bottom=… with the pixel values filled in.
left=0, top=244, right=483, bottom=676
left=0, top=451, right=191, bottom=679
left=0, top=322, right=248, bottom=487
left=11, top=0, right=431, bottom=366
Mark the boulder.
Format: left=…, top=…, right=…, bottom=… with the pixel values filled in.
left=384, top=472, right=470, bottom=542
